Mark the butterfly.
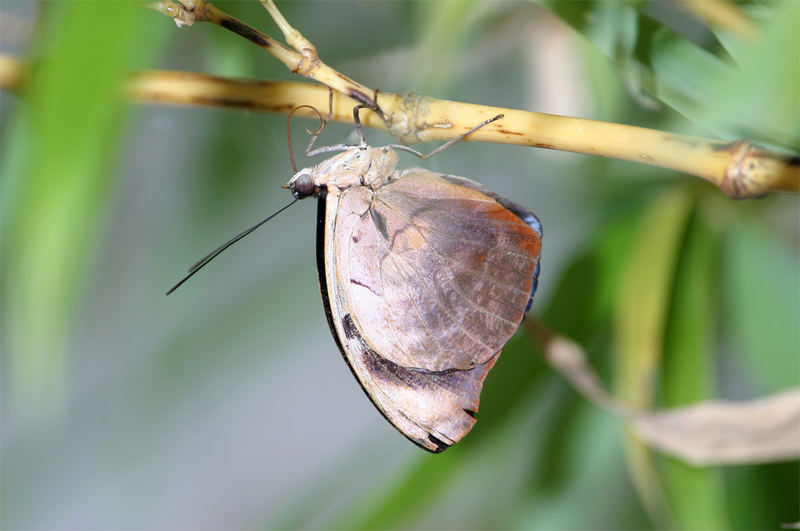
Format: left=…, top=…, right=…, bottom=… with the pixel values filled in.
left=169, top=112, right=542, bottom=453
left=287, top=143, right=542, bottom=452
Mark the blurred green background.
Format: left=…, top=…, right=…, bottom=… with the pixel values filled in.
left=1, top=0, right=798, bottom=529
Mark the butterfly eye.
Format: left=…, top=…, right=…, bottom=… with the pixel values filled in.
left=290, top=173, right=314, bottom=198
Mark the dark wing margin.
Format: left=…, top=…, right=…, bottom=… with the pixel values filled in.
left=340, top=313, right=499, bottom=453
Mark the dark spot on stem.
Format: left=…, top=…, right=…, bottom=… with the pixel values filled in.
left=709, top=141, right=736, bottom=152
left=348, top=88, right=372, bottom=106
left=195, top=97, right=260, bottom=109
left=221, top=17, right=271, bottom=48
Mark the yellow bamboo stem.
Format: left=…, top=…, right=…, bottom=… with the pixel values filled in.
left=1, top=54, right=796, bottom=199
left=144, top=0, right=800, bottom=199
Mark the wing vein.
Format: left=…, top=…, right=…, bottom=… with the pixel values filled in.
left=375, top=197, right=532, bottom=303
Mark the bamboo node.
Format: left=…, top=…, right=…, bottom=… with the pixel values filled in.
left=155, top=0, right=209, bottom=27
left=722, top=140, right=765, bottom=199
left=293, top=47, right=320, bottom=76
left=384, top=92, right=433, bottom=145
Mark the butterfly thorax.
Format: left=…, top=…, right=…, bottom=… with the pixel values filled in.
left=286, top=146, right=399, bottom=199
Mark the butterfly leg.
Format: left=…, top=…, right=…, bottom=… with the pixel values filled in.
left=390, top=114, right=504, bottom=159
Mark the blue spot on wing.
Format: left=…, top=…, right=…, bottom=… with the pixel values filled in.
left=522, top=214, right=542, bottom=239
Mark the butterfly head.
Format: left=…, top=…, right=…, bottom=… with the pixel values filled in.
left=285, top=146, right=399, bottom=199
left=287, top=172, right=315, bottom=199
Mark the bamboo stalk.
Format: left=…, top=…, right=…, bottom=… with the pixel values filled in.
left=149, top=0, right=797, bottom=199
left=1, top=54, right=796, bottom=199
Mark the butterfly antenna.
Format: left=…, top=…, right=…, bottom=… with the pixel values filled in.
left=166, top=198, right=299, bottom=295
left=287, top=105, right=326, bottom=172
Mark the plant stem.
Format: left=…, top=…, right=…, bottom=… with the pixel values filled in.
left=1, top=54, right=796, bottom=199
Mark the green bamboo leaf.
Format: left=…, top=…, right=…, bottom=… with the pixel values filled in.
left=539, top=0, right=798, bottom=150
left=724, top=461, right=800, bottom=528
left=535, top=0, right=640, bottom=59
left=515, top=404, right=651, bottom=529
left=659, top=196, right=728, bottom=530
left=348, top=450, right=465, bottom=529
left=411, top=0, right=479, bottom=93
left=2, top=1, right=157, bottom=416
left=614, top=185, right=694, bottom=525
left=720, top=213, right=800, bottom=392
left=651, top=1, right=799, bottom=150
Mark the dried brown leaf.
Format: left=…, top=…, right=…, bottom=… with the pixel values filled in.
left=528, top=320, right=800, bottom=466
left=632, top=388, right=800, bottom=466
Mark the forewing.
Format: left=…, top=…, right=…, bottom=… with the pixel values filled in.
left=344, top=169, right=542, bottom=372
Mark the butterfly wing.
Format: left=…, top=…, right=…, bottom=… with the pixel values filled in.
left=344, top=169, right=541, bottom=372
left=318, top=187, right=499, bottom=451
left=316, top=169, right=541, bottom=452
